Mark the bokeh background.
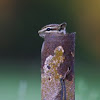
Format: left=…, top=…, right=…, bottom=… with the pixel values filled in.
left=0, top=0, right=100, bottom=100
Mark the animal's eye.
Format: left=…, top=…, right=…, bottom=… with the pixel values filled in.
left=46, top=28, right=51, bottom=31
left=59, top=28, right=62, bottom=31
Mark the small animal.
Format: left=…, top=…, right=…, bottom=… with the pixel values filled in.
left=38, top=22, right=67, bottom=38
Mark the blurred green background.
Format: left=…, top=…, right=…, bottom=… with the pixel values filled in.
left=0, top=0, right=100, bottom=100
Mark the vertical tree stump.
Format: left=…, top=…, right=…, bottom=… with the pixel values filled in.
left=41, top=33, right=75, bottom=100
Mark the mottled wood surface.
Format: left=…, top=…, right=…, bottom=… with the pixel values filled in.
left=41, top=33, right=75, bottom=100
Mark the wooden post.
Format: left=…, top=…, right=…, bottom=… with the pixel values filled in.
left=41, top=33, right=75, bottom=100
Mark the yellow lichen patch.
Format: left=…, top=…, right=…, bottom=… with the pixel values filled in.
left=43, top=46, right=65, bottom=80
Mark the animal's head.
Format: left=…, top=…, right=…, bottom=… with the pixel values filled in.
left=38, top=22, right=67, bottom=38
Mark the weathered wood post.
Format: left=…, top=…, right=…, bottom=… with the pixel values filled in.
left=41, top=33, right=75, bottom=100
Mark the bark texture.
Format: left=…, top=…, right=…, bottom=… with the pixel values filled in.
left=41, top=33, right=75, bottom=100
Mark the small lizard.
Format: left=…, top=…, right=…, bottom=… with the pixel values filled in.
left=38, top=22, right=67, bottom=38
